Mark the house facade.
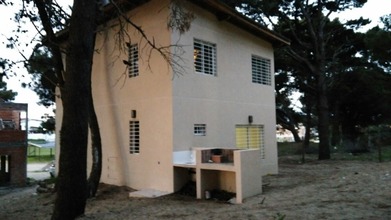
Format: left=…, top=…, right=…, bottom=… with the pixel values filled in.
left=56, top=0, right=289, bottom=201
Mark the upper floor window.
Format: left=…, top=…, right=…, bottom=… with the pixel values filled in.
left=127, top=43, right=139, bottom=78
left=252, top=55, right=271, bottom=85
left=194, top=39, right=217, bottom=76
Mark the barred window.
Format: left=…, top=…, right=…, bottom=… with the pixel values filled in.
left=194, top=124, right=206, bottom=136
left=129, top=121, right=140, bottom=154
left=235, top=124, right=265, bottom=159
left=127, top=43, right=139, bottom=78
left=252, top=55, right=271, bottom=85
left=194, top=39, right=217, bottom=76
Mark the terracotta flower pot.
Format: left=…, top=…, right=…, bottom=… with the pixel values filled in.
left=211, top=155, right=222, bottom=163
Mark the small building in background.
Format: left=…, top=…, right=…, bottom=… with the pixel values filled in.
left=0, top=101, right=28, bottom=186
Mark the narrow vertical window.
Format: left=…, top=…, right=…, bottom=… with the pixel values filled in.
left=194, top=124, right=206, bottom=136
left=194, top=39, right=217, bottom=76
left=127, top=43, right=139, bottom=78
left=252, top=55, right=271, bottom=85
left=129, top=121, right=140, bottom=154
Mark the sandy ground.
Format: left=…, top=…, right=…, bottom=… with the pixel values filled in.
left=1, top=156, right=390, bottom=220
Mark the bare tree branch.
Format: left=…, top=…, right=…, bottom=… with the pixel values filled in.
left=109, top=0, right=190, bottom=78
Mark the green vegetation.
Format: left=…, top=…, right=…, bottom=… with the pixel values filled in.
left=332, top=146, right=391, bottom=162
left=28, top=155, right=54, bottom=163
left=27, top=143, right=54, bottom=163
left=278, top=142, right=391, bottom=162
left=277, top=142, right=319, bottom=157
left=273, top=212, right=286, bottom=220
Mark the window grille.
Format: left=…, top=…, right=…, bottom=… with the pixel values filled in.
left=235, top=124, right=265, bottom=159
left=194, top=39, right=217, bottom=76
left=252, top=55, right=271, bottom=85
left=129, top=121, right=140, bottom=154
left=127, top=43, right=139, bottom=78
left=194, top=124, right=206, bottom=136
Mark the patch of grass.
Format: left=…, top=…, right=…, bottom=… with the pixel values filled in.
left=273, top=212, right=286, bottom=220
left=278, top=142, right=391, bottom=162
left=332, top=145, right=391, bottom=162
left=28, top=155, right=54, bottom=163
left=277, top=142, right=300, bottom=156
left=27, top=145, right=55, bottom=163
left=277, top=142, right=318, bottom=157
left=28, top=145, right=54, bottom=155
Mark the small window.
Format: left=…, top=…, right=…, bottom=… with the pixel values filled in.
left=129, top=121, right=140, bottom=154
left=252, top=55, right=271, bottom=85
left=194, top=124, right=206, bottom=136
left=127, top=43, right=139, bottom=78
left=194, top=39, right=217, bottom=76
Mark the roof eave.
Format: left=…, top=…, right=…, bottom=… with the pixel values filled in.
left=189, top=0, right=290, bottom=47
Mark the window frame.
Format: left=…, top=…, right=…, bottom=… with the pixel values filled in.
left=193, top=39, right=217, bottom=76
left=129, top=120, right=140, bottom=154
left=127, top=43, right=139, bottom=78
left=194, top=124, right=207, bottom=136
left=251, top=55, right=271, bottom=85
left=235, top=124, right=265, bottom=159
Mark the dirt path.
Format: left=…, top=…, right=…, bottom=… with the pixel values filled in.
left=1, top=157, right=390, bottom=220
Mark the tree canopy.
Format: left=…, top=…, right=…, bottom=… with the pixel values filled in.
left=225, top=0, right=390, bottom=158
left=0, top=59, right=17, bottom=101
left=24, top=45, right=57, bottom=107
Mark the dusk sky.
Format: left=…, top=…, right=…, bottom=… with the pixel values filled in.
left=1, top=0, right=390, bottom=120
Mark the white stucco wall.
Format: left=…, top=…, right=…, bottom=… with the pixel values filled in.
left=171, top=3, right=278, bottom=175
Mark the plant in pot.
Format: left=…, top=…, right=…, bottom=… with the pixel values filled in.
left=211, top=149, right=223, bottom=163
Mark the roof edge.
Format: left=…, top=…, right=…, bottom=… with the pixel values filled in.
left=189, top=0, right=290, bottom=46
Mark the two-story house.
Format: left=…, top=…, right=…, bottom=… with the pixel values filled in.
left=55, top=0, right=289, bottom=202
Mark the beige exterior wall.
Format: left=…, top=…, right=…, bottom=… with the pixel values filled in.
left=171, top=4, right=278, bottom=175
left=93, top=0, right=174, bottom=191
left=55, top=0, right=176, bottom=192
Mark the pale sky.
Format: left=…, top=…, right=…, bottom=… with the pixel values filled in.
left=0, top=0, right=390, bottom=120
left=333, top=0, right=391, bottom=30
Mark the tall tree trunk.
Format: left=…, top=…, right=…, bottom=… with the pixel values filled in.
left=302, top=121, right=310, bottom=163
left=291, top=128, right=302, bottom=143
left=302, top=94, right=312, bottom=163
left=330, top=120, right=339, bottom=148
left=284, top=123, right=301, bottom=142
left=276, top=109, right=301, bottom=142
left=341, top=123, right=364, bottom=153
left=317, top=73, right=331, bottom=160
left=316, top=21, right=331, bottom=160
left=303, top=94, right=312, bottom=152
left=281, top=123, right=301, bottom=142
left=330, top=122, right=341, bottom=147
left=52, top=1, right=97, bottom=219
left=330, top=101, right=341, bottom=147
left=87, top=93, right=102, bottom=198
